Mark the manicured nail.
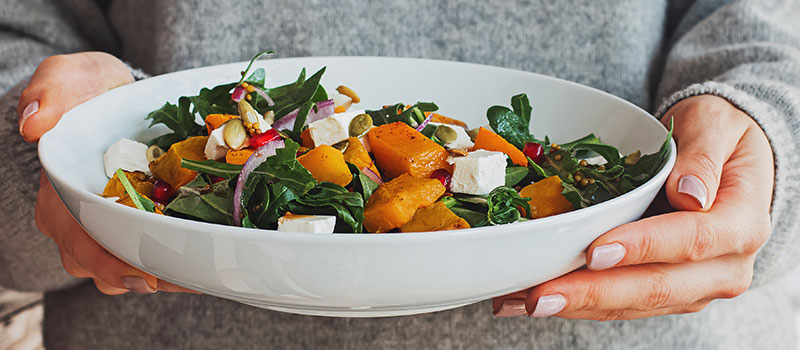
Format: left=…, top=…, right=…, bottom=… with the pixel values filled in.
left=19, top=100, right=39, bottom=137
left=678, top=174, right=707, bottom=209
left=530, top=294, right=566, bottom=318
left=589, top=242, right=626, bottom=270
left=121, top=276, right=156, bottom=294
left=493, top=299, right=527, bottom=317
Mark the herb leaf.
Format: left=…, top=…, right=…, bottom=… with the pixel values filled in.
left=486, top=186, right=531, bottom=225
left=487, top=93, right=537, bottom=150
left=165, top=178, right=236, bottom=224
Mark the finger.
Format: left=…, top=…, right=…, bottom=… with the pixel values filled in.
left=36, top=171, right=157, bottom=293
left=555, top=300, right=711, bottom=321
left=157, top=280, right=203, bottom=294
left=93, top=278, right=131, bottom=296
left=18, top=52, right=134, bottom=142
left=524, top=256, right=751, bottom=318
left=587, top=128, right=773, bottom=270
left=492, top=289, right=530, bottom=316
left=58, top=249, right=92, bottom=278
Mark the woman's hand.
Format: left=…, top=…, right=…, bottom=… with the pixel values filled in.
left=20, top=52, right=197, bottom=295
left=493, top=95, right=774, bottom=320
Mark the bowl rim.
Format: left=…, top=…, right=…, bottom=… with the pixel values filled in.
left=38, top=55, right=677, bottom=244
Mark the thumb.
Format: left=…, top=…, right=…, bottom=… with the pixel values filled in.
left=18, top=52, right=134, bottom=142
left=661, top=95, right=751, bottom=211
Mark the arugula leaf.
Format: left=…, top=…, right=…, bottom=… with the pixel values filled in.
left=245, top=68, right=266, bottom=87
left=561, top=181, right=592, bottom=209
left=181, top=159, right=243, bottom=179
left=165, top=178, right=236, bottom=224
left=623, top=118, right=673, bottom=185
left=440, top=196, right=490, bottom=228
left=146, top=96, right=207, bottom=149
left=569, top=142, right=622, bottom=167
left=540, top=149, right=579, bottom=183
left=289, top=182, right=365, bottom=233
left=268, top=67, right=327, bottom=119
left=115, top=169, right=156, bottom=212
left=487, top=93, right=537, bottom=150
left=486, top=187, right=531, bottom=225
left=505, top=166, right=529, bottom=187
left=347, top=163, right=379, bottom=203
left=237, top=50, right=276, bottom=85
left=187, top=83, right=237, bottom=117
left=366, top=102, right=438, bottom=127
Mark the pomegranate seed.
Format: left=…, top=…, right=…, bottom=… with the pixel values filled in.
left=430, top=169, right=452, bottom=190
left=523, top=142, right=544, bottom=165
left=249, top=129, right=281, bottom=148
left=209, top=175, right=225, bottom=184
left=152, top=180, right=172, bottom=203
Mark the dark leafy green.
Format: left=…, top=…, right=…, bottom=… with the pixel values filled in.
left=347, top=163, right=379, bottom=203
left=165, top=177, right=236, bottom=225
left=487, top=93, right=538, bottom=149
left=366, top=102, right=438, bottom=127
left=505, top=166, right=529, bottom=187
left=486, top=187, right=531, bottom=225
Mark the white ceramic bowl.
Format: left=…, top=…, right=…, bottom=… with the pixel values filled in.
left=38, top=57, right=675, bottom=317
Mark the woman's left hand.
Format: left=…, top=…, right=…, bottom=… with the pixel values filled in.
left=493, top=95, right=774, bottom=320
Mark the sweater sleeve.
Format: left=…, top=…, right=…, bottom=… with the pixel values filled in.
left=654, top=0, right=800, bottom=287
left=0, top=0, right=117, bottom=291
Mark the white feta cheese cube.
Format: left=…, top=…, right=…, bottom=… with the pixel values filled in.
left=204, top=125, right=229, bottom=160
left=447, top=150, right=508, bottom=195
left=308, top=109, right=365, bottom=146
left=103, top=138, right=151, bottom=178
left=430, top=122, right=474, bottom=150
left=277, top=213, right=337, bottom=233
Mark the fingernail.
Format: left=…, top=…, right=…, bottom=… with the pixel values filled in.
left=529, top=294, right=566, bottom=318
left=493, top=299, right=527, bottom=317
left=121, top=276, right=156, bottom=294
left=678, top=174, right=707, bottom=209
left=19, top=100, right=39, bottom=137
left=589, top=242, right=626, bottom=270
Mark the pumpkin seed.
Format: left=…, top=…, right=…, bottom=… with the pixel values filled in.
left=331, top=139, right=350, bottom=152
left=262, top=110, right=275, bottom=126
left=223, top=119, right=247, bottom=149
left=349, top=113, right=373, bottom=137
left=145, top=145, right=164, bottom=162
left=467, top=127, right=480, bottom=142
left=434, top=125, right=458, bottom=144
left=237, top=100, right=260, bottom=125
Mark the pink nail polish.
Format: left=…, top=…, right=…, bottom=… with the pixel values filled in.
left=121, top=276, right=156, bottom=294
left=493, top=299, right=527, bottom=317
left=19, top=100, right=39, bottom=136
left=530, top=294, right=566, bottom=318
left=677, top=174, right=707, bottom=209
left=589, top=242, right=625, bottom=270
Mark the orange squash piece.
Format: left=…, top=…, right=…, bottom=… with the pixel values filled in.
left=342, top=137, right=380, bottom=177
left=367, top=122, right=450, bottom=179
left=205, top=114, right=237, bottom=134
left=149, top=136, right=209, bottom=190
left=399, top=201, right=470, bottom=232
left=364, top=173, right=446, bottom=232
left=429, top=113, right=468, bottom=129
left=472, top=127, right=528, bottom=166
left=300, top=128, right=315, bottom=148
left=297, top=145, right=352, bottom=186
left=519, top=175, right=574, bottom=219
left=102, top=170, right=154, bottom=198
left=225, top=148, right=255, bottom=165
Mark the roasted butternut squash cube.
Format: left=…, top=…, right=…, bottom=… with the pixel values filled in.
left=102, top=170, right=154, bottom=198
left=343, top=137, right=380, bottom=177
left=519, top=175, right=574, bottom=219
left=364, top=173, right=446, bottom=232
left=205, top=114, right=237, bottom=134
left=400, top=201, right=470, bottom=232
left=367, top=122, right=450, bottom=179
left=472, top=127, right=528, bottom=166
left=297, top=145, right=352, bottom=186
left=149, top=136, right=209, bottom=190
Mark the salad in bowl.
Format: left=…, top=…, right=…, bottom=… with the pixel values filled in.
left=101, top=52, right=671, bottom=235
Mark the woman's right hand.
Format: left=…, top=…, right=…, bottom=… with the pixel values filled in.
left=19, top=52, right=197, bottom=295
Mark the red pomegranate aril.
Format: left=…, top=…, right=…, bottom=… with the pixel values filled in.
left=430, top=169, right=452, bottom=190
left=523, top=142, right=544, bottom=164
left=249, top=129, right=281, bottom=148
left=152, top=180, right=172, bottom=203
left=209, top=175, right=225, bottom=184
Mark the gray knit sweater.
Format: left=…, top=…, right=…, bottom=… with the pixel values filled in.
left=1, top=0, right=799, bottom=349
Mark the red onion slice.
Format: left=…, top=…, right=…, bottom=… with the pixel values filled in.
left=361, top=167, right=383, bottom=185
left=415, top=112, right=433, bottom=132
left=232, top=139, right=286, bottom=226
left=231, top=86, right=247, bottom=102
left=271, top=99, right=335, bottom=131
left=252, top=86, right=275, bottom=106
